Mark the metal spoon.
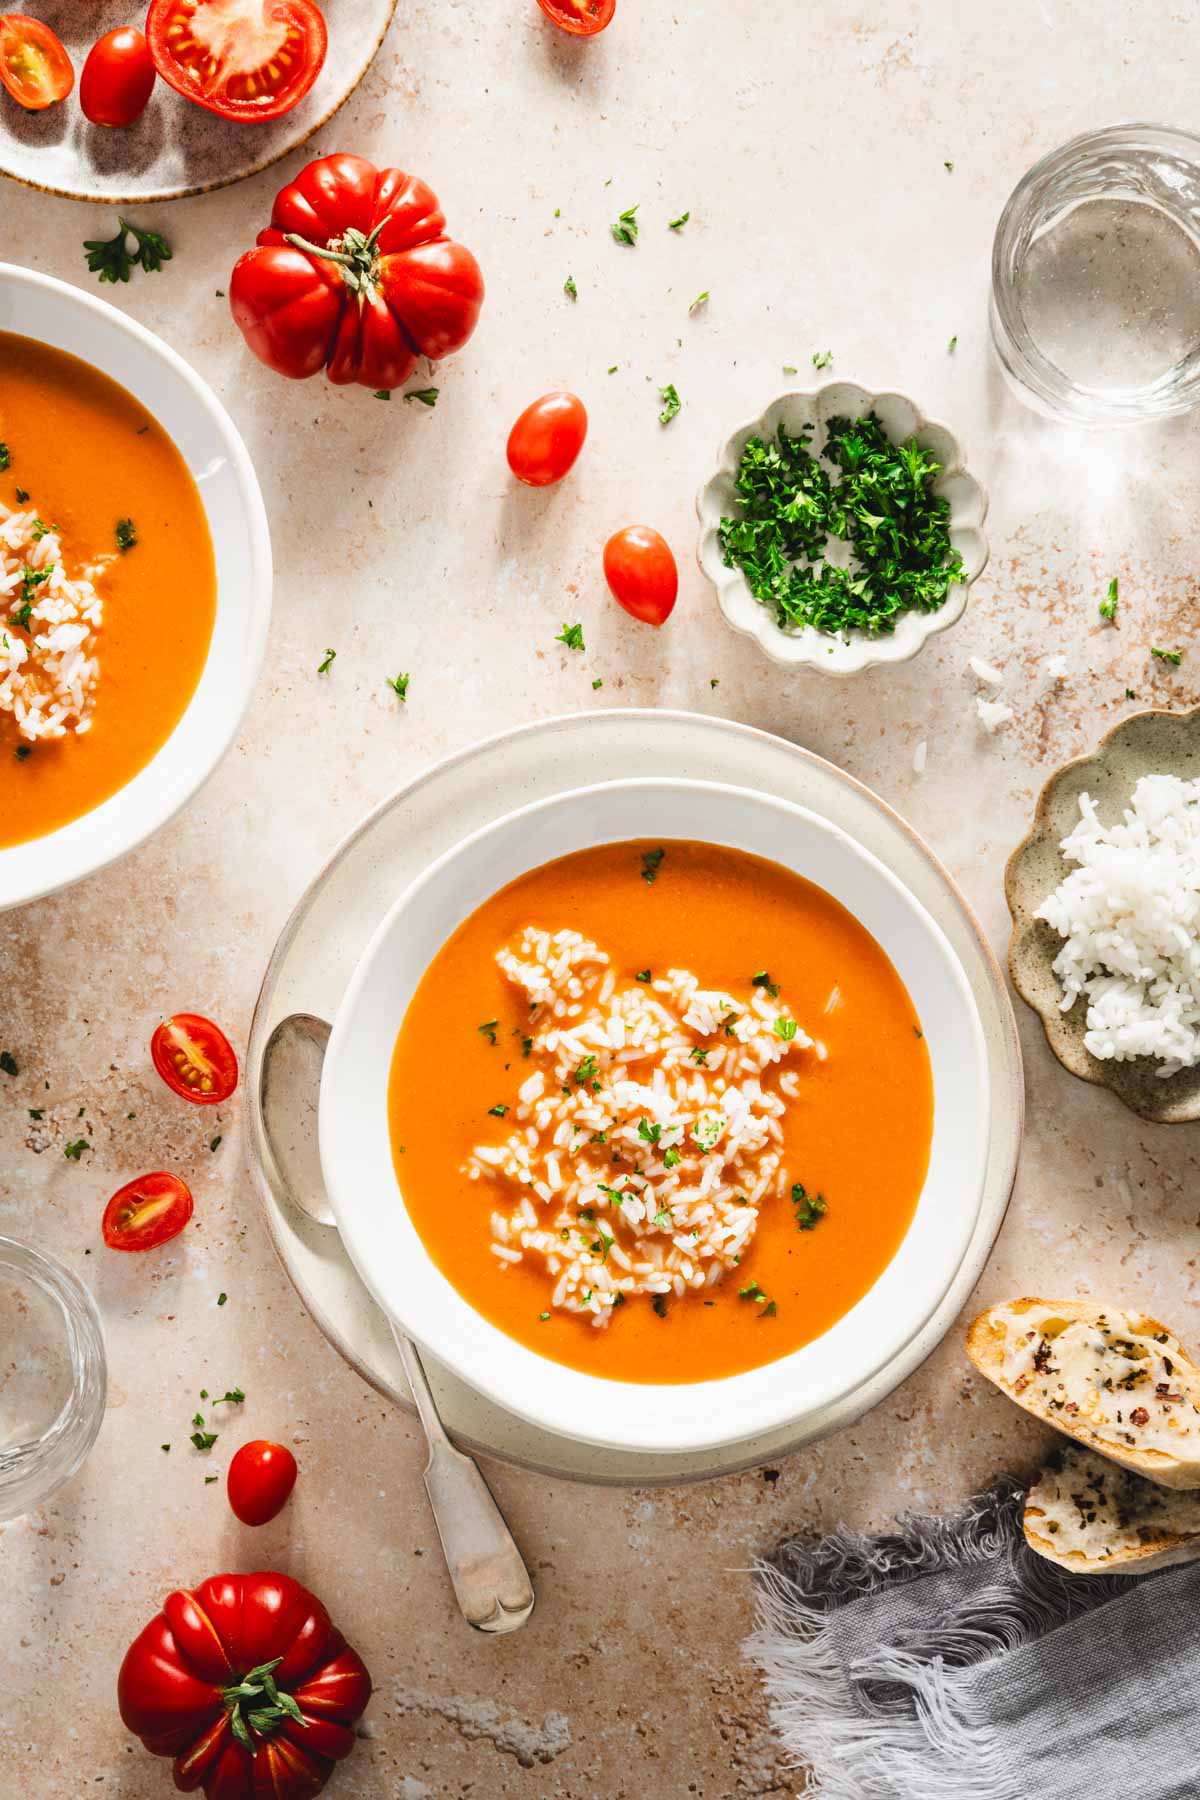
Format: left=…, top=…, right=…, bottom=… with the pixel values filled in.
left=260, top=1012, right=535, bottom=1634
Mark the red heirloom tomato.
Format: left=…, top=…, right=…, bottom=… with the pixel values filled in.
left=536, top=0, right=615, bottom=35
left=603, top=525, right=679, bottom=626
left=118, top=1571, right=372, bottom=1800
left=0, top=15, right=74, bottom=109
left=103, top=1172, right=194, bottom=1252
left=151, top=1013, right=238, bottom=1105
left=146, top=0, right=326, bottom=123
left=80, top=28, right=156, bottom=127
left=229, top=153, right=485, bottom=391
left=228, top=1440, right=298, bottom=1526
left=506, top=391, right=587, bottom=487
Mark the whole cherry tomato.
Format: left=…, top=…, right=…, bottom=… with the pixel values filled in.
left=536, top=0, right=615, bottom=35
left=228, top=1440, right=298, bottom=1526
left=229, top=153, right=485, bottom=391
left=102, top=1172, right=194, bottom=1252
left=0, top=15, right=73, bottom=109
left=146, top=0, right=326, bottom=122
left=151, top=1013, right=238, bottom=1105
left=506, top=392, right=588, bottom=487
left=119, top=1571, right=371, bottom=1799
left=80, top=28, right=155, bottom=127
left=603, top=526, right=679, bottom=626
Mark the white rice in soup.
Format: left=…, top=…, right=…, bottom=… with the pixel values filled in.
left=0, top=502, right=105, bottom=742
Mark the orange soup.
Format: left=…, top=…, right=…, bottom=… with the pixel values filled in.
left=389, top=840, right=933, bottom=1384
left=0, top=332, right=216, bottom=848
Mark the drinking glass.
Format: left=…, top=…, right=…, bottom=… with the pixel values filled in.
left=0, top=1237, right=106, bottom=1519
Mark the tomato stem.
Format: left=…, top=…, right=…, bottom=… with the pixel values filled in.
left=221, top=1656, right=307, bottom=1751
left=282, top=218, right=388, bottom=292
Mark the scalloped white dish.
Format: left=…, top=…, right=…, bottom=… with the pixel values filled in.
left=696, top=383, right=989, bottom=675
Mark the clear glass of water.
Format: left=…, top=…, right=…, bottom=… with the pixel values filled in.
left=0, top=1238, right=106, bottom=1520
left=991, top=124, right=1200, bottom=424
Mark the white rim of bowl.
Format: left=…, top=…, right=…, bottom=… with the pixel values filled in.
left=0, top=264, right=272, bottom=909
left=320, top=776, right=991, bottom=1456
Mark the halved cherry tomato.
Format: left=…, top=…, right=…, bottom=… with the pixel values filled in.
left=103, top=1172, right=194, bottom=1252
left=145, top=0, right=327, bottom=123
left=151, top=1013, right=238, bottom=1106
left=506, top=392, right=588, bottom=488
left=603, top=525, right=679, bottom=626
left=535, top=0, right=615, bottom=36
left=0, top=15, right=74, bottom=110
left=227, top=1439, right=298, bottom=1525
left=80, top=28, right=156, bottom=127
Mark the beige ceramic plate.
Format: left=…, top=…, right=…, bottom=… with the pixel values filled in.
left=1006, top=705, right=1200, bottom=1124
left=0, top=0, right=396, bottom=204
left=246, top=709, right=1024, bottom=1485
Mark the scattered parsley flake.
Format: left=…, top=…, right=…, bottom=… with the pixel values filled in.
left=217, top=1293, right=227, bottom=1306
left=210, top=1135, right=222, bottom=1152
left=791, top=1182, right=827, bottom=1231
left=651, top=1294, right=668, bottom=1317
left=658, top=383, right=681, bottom=426
left=640, top=847, right=665, bottom=884
left=387, top=671, right=410, bottom=700
left=564, top=274, right=578, bottom=300
left=638, top=1118, right=662, bottom=1145
left=662, top=1148, right=681, bottom=1170
left=710, top=676, right=720, bottom=688
left=14, top=743, right=32, bottom=763
left=0, top=1051, right=17, bottom=1076
left=317, top=648, right=336, bottom=674
left=488, top=1103, right=508, bottom=1118
left=84, top=217, right=172, bottom=284
left=205, top=1474, right=219, bottom=1484
left=635, top=969, right=652, bottom=983
left=0, top=444, right=9, bottom=471
left=607, top=365, right=619, bottom=374
left=782, top=365, right=798, bottom=375
left=1100, top=577, right=1118, bottom=622
left=811, top=350, right=833, bottom=370
left=774, top=1017, right=797, bottom=1041
left=1152, top=646, right=1182, bottom=665
left=404, top=388, right=439, bottom=407
left=944, top=159, right=954, bottom=171
left=539, top=1311, right=550, bottom=1321
left=668, top=211, right=690, bottom=230
left=1125, top=688, right=1138, bottom=700
left=63, top=1139, right=89, bottom=1160
left=556, top=621, right=585, bottom=650
left=690, top=1047, right=708, bottom=1066
left=759, top=1300, right=778, bottom=1319
left=115, top=518, right=138, bottom=553
left=28, top=1108, right=42, bottom=1119
left=948, top=335, right=958, bottom=352
left=688, top=291, right=709, bottom=315
left=374, top=389, right=392, bottom=400
left=478, top=1020, right=499, bottom=1046
left=752, top=971, right=780, bottom=998
left=161, top=1443, right=170, bottom=1453
left=14, top=487, right=28, bottom=504
left=612, top=205, right=639, bottom=246
left=592, top=677, right=603, bottom=689
left=190, top=1430, right=218, bottom=1452
left=220, top=1388, right=245, bottom=1404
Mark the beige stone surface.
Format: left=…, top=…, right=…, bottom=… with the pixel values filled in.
left=5, top=1, right=1200, bottom=1794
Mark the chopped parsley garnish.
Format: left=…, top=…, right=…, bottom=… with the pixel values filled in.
left=651, top=1294, right=668, bottom=1317
left=774, top=1018, right=797, bottom=1041
left=210, top=1135, right=222, bottom=1152
left=29, top=1108, right=42, bottom=1119
left=539, top=1311, right=550, bottom=1321
left=190, top=1430, right=218, bottom=1452
left=689, top=1047, right=708, bottom=1066
left=689, top=292, right=709, bottom=315
left=1100, top=577, right=1118, bottom=622
left=115, top=518, right=137, bottom=553
left=205, top=1474, right=219, bottom=1484
left=387, top=672, right=410, bottom=700
left=564, top=274, right=578, bottom=300
left=404, top=388, right=439, bottom=407
left=220, top=1387, right=245, bottom=1404
left=759, top=1300, right=778, bottom=1319
left=947, top=335, right=958, bottom=352
left=488, top=1103, right=508, bottom=1118
left=556, top=621, right=585, bottom=650
left=11, top=563, right=50, bottom=631
left=640, top=847, right=665, bottom=884
left=217, top=1293, right=227, bottom=1306
left=791, top=1182, right=827, bottom=1231
left=668, top=211, right=690, bottom=230
left=739, top=1280, right=768, bottom=1304
left=63, top=1139, right=89, bottom=1160
left=944, top=159, right=954, bottom=171
left=811, top=350, right=833, bottom=370
left=719, top=414, right=965, bottom=637
left=1125, top=688, right=1138, bottom=700
left=782, top=365, right=798, bottom=375
left=1152, top=646, right=1182, bottom=665
left=0, top=1050, right=17, bottom=1076
left=14, top=487, right=28, bottom=504
left=638, top=1118, right=661, bottom=1144
left=592, top=677, right=603, bottom=689
left=373, top=389, right=392, bottom=400
left=608, top=365, right=619, bottom=374
left=84, top=217, right=172, bottom=284
left=612, top=205, right=639, bottom=246
left=662, top=1148, right=681, bottom=1169
left=635, top=969, right=652, bottom=983
left=317, top=648, right=336, bottom=674
left=0, top=443, right=8, bottom=471
left=658, top=383, right=681, bottom=426
left=14, top=744, right=32, bottom=763
left=752, top=971, right=780, bottom=998
left=573, top=1055, right=598, bottom=1084
left=478, top=1020, right=499, bottom=1046
left=652, top=1207, right=673, bottom=1230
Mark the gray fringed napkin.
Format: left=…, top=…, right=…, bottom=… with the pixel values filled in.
left=748, top=1479, right=1200, bottom=1800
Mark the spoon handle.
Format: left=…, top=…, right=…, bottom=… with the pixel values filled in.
left=390, top=1325, right=535, bottom=1634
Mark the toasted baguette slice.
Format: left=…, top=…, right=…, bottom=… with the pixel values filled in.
left=1025, top=1443, right=1200, bottom=1574
left=967, top=1297, right=1200, bottom=1489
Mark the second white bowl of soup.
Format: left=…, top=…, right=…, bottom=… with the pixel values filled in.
left=320, top=778, right=990, bottom=1455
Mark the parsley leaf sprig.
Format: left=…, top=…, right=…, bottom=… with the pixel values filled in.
left=84, top=218, right=172, bottom=285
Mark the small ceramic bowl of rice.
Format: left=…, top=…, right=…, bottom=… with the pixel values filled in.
left=319, top=777, right=991, bottom=1457
left=1007, top=705, right=1200, bottom=1123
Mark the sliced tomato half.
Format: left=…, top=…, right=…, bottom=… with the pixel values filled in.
left=151, top=1013, right=238, bottom=1105
left=535, top=0, right=615, bottom=35
left=0, top=15, right=74, bottom=110
left=103, top=1172, right=194, bottom=1252
left=145, top=0, right=327, bottom=122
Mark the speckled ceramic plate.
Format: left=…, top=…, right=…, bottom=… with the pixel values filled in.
left=1007, top=704, right=1200, bottom=1124
left=695, top=383, right=989, bottom=675
left=0, top=0, right=396, bottom=204
left=245, top=710, right=1024, bottom=1485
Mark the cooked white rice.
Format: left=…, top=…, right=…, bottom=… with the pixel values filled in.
left=466, top=927, right=812, bottom=1325
left=1036, top=773, right=1200, bottom=1073
left=0, top=503, right=105, bottom=741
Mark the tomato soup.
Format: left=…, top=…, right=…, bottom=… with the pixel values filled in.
left=388, top=840, right=933, bottom=1384
left=0, top=332, right=216, bottom=848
